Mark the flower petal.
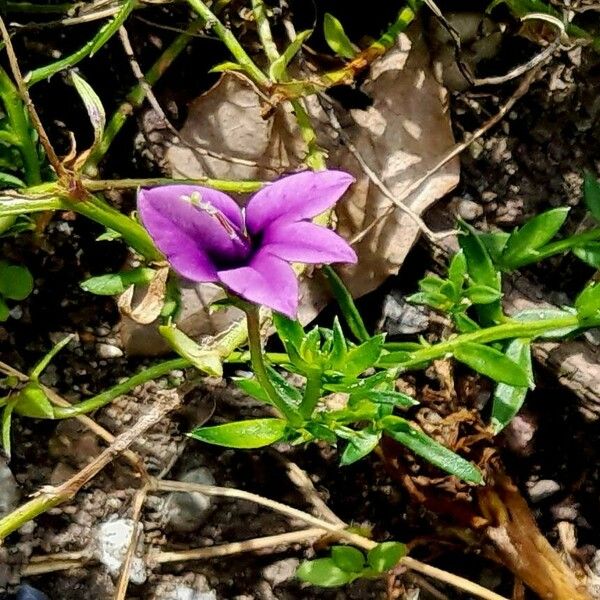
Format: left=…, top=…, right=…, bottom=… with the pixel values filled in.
left=138, top=186, right=247, bottom=282
left=245, top=170, right=355, bottom=235
left=217, top=250, right=299, bottom=317
left=261, top=221, right=357, bottom=264
left=141, top=185, right=244, bottom=229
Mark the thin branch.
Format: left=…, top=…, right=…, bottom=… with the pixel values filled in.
left=114, top=485, right=148, bottom=600
left=0, top=15, right=66, bottom=179
left=150, top=479, right=509, bottom=600
left=150, top=528, right=326, bottom=564
left=0, top=392, right=179, bottom=540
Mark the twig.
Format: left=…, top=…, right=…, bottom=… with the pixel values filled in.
left=150, top=479, right=509, bottom=600
left=0, top=15, right=66, bottom=179
left=0, top=360, right=145, bottom=473
left=0, top=392, right=179, bottom=540
left=349, top=65, right=543, bottom=247
left=113, top=485, right=148, bottom=600
left=320, top=95, right=457, bottom=243
left=118, top=24, right=272, bottom=173
left=274, top=453, right=345, bottom=525
left=82, top=177, right=264, bottom=194
left=150, top=527, right=327, bottom=564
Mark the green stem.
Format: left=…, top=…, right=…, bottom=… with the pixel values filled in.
left=83, top=177, right=264, bottom=194
left=510, top=228, right=600, bottom=269
left=394, top=314, right=596, bottom=371
left=300, top=371, right=322, bottom=418
left=251, top=0, right=279, bottom=64
left=53, top=358, right=189, bottom=418
left=85, top=17, right=204, bottom=173
left=0, top=66, right=41, bottom=185
left=186, top=0, right=269, bottom=86
left=243, top=304, right=302, bottom=426
left=291, top=98, right=326, bottom=171
left=26, top=0, right=136, bottom=86
left=0, top=187, right=160, bottom=260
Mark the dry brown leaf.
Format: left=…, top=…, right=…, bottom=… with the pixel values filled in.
left=121, top=26, right=459, bottom=354
left=118, top=267, right=169, bottom=325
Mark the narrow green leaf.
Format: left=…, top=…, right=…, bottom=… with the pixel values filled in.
left=491, top=339, right=532, bottom=433
left=269, top=29, right=312, bottom=81
left=575, top=282, right=600, bottom=319
left=512, top=308, right=578, bottom=338
left=297, top=558, right=356, bottom=587
left=344, top=335, right=385, bottom=378
left=453, top=312, right=480, bottom=333
left=350, top=390, right=418, bottom=409
left=323, top=13, right=357, bottom=59
left=330, top=316, right=348, bottom=368
left=30, top=334, right=74, bottom=381
left=159, top=325, right=223, bottom=377
left=458, top=221, right=502, bottom=324
left=189, top=418, right=287, bottom=448
left=340, top=429, right=381, bottom=465
left=381, top=415, right=483, bottom=484
left=448, top=250, right=467, bottom=290
left=273, top=313, right=305, bottom=354
left=573, top=242, right=600, bottom=268
left=407, top=291, right=450, bottom=310
left=0, top=263, right=33, bottom=300
left=265, top=364, right=302, bottom=405
left=331, top=546, right=365, bottom=572
left=418, top=275, right=446, bottom=294
left=464, top=284, right=502, bottom=304
left=71, top=71, right=106, bottom=162
left=454, top=342, right=530, bottom=386
left=210, top=61, right=243, bottom=73
left=500, top=207, right=570, bottom=268
left=583, top=170, right=600, bottom=223
left=1, top=399, right=17, bottom=458
left=478, top=231, right=510, bottom=263
left=80, top=267, right=156, bottom=296
left=367, top=542, right=407, bottom=572
left=322, top=266, right=370, bottom=342
left=233, top=376, right=271, bottom=404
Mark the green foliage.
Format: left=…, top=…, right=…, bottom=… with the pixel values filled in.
left=323, top=13, right=357, bottom=60
left=80, top=267, right=156, bottom=295
left=491, top=339, right=532, bottom=433
left=269, top=29, right=312, bottom=81
left=584, top=171, right=600, bottom=223
left=189, top=418, right=288, bottom=448
left=0, top=261, right=33, bottom=321
left=297, top=542, right=407, bottom=588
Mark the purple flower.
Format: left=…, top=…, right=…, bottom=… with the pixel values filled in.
left=138, top=170, right=357, bottom=317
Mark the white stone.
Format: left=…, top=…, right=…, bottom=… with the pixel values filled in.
left=94, top=519, right=146, bottom=584
left=97, top=343, right=124, bottom=359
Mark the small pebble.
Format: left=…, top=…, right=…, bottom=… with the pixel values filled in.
left=528, top=479, right=561, bottom=503
left=97, top=343, right=124, bottom=359
left=165, top=467, right=216, bottom=533
left=262, top=558, right=299, bottom=586
left=457, top=198, right=483, bottom=221
left=93, top=519, right=146, bottom=584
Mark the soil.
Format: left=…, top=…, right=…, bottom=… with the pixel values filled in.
left=1, top=2, right=599, bottom=600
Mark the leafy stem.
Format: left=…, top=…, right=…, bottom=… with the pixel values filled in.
left=186, top=0, right=269, bottom=86
left=391, top=313, right=596, bottom=371
left=243, top=303, right=302, bottom=426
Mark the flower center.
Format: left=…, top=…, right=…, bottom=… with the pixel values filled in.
left=182, top=192, right=253, bottom=267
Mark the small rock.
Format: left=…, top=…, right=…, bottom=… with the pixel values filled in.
left=528, top=479, right=560, bottom=503
left=503, top=412, right=537, bottom=457
left=93, top=519, right=146, bottom=584
left=456, top=198, right=483, bottom=221
left=97, top=343, right=124, bottom=359
left=150, top=576, right=217, bottom=600
left=165, top=467, right=216, bottom=533
left=0, top=458, right=20, bottom=518
left=262, top=558, right=299, bottom=586
left=379, top=292, right=429, bottom=336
